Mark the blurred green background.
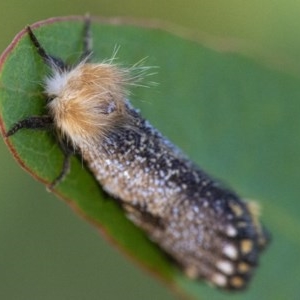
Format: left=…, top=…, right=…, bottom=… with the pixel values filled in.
left=0, top=1, right=300, bottom=300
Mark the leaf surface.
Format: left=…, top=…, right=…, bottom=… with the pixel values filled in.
left=0, top=16, right=299, bottom=299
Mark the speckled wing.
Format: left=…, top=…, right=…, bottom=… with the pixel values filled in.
left=83, top=104, right=270, bottom=290
left=123, top=179, right=269, bottom=290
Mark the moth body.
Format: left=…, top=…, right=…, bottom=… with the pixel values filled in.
left=6, top=19, right=270, bottom=291
left=45, top=59, right=269, bottom=289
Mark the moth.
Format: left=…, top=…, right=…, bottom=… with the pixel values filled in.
left=6, top=17, right=270, bottom=290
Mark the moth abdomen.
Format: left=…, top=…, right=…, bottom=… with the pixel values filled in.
left=79, top=104, right=269, bottom=290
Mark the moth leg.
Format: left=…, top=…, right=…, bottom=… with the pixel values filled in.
left=80, top=14, right=93, bottom=62
left=47, top=139, right=73, bottom=190
left=6, top=115, right=53, bottom=137
left=27, top=26, right=67, bottom=71
left=6, top=115, right=73, bottom=189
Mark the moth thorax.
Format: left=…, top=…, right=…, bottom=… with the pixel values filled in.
left=46, top=63, right=130, bottom=145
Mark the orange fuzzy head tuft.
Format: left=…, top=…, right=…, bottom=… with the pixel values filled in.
left=47, top=63, right=131, bottom=146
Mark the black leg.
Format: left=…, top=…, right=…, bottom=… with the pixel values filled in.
left=6, top=115, right=53, bottom=137
left=80, top=15, right=93, bottom=62
left=6, top=114, right=74, bottom=189
left=48, top=147, right=72, bottom=190
left=8, top=19, right=92, bottom=188
left=27, top=26, right=67, bottom=71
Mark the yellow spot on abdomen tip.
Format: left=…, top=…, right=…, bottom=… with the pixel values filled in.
left=241, top=239, right=253, bottom=254
left=238, top=262, right=251, bottom=273
left=230, top=276, right=244, bottom=288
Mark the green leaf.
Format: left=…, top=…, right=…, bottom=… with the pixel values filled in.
left=0, top=16, right=298, bottom=299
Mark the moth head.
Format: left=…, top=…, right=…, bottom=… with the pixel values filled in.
left=46, top=63, right=130, bottom=146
